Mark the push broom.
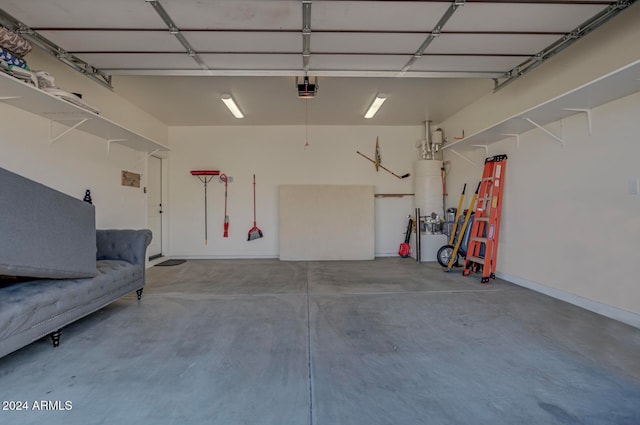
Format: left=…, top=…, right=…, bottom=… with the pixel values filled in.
left=191, top=170, right=220, bottom=244
left=247, top=174, right=263, bottom=241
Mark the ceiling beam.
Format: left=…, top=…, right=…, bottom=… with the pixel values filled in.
left=106, top=69, right=504, bottom=78
left=401, top=0, right=466, bottom=72
left=30, top=28, right=567, bottom=36
left=494, top=0, right=637, bottom=90
left=71, top=51, right=531, bottom=58
left=144, top=0, right=208, bottom=71
left=302, top=0, right=312, bottom=73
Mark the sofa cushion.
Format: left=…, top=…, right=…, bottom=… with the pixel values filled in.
left=97, top=229, right=151, bottom=266
left=0, top=167, right=97, bottom=279
left=0, top=260, right=142, bottom=341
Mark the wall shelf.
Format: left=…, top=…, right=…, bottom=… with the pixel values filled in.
left=0, top=71, right=169, bottom=153
left=443, top=60, right=640, bottom=151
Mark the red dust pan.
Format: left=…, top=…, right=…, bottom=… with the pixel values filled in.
left=191, top=170, right=220, bottom=245
left=247, top=174, right=263, bottom=241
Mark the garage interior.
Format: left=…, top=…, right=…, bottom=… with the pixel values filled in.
left=1, top=1, right=639, bottom=424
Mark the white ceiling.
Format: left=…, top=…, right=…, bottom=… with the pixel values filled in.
left=0, top=0, right=625, bottom=126
left=110, top=75, right=493, bottom=126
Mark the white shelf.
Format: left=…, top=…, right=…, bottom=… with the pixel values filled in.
left=443, top=60, right=640, bottom=150
left=0, top=71, right=169, bottom=153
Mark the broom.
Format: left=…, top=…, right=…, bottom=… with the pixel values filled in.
left=247, top=174, right=263, bottom=241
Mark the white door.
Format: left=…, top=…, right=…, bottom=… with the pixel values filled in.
left=147, top=155, right=163, bottom=260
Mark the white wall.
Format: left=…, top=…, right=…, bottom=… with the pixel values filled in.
left=435, top=3, right=640, bottom=323
left=442, top=91, right=640, bottom=320
left=0, top=48, right=168, bottom=230
left=167, top=125, right=422, bottom=258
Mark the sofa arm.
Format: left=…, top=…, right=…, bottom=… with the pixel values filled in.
left=96, top=229, right=152, bottom=266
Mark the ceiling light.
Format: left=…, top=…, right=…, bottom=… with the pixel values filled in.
left=221, top=94, right=244, bottom=119
left=364, top=94, right=387, bottom=119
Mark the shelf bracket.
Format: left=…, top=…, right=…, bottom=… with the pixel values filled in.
left=137, top=149, right=161, bottom=165
left=523, top=117, right=564, bottom=146
left=449, top=149, right=477, bottom=166
left=563, top=108, right=592, bottom=135
left=49, top=118, right=89, bottom=144
left=106, top=139, right=128, bottom=155
left=502, top=134, right=520, bottom=149
left=470, top=144, right=489, bottom=156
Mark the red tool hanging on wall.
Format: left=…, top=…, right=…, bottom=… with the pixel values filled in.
left=220, top=174, right=230, bottom=237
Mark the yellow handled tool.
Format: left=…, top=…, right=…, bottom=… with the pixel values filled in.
left=447, top=183, right=466, bottom=246
left=446, top=182, right=480, bottom=271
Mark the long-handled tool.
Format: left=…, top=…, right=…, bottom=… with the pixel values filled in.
left=356, top=151, right=410, bottom=179
left=191, top=170, right=220, bottom=245
left=220, top=173, right=229, bottom=237
left=447, top=183, right=466, bottom=246
left=437, top=183, right=468, bottom=267
left=442, top=182, right=480, bottom=271
left=398, top=216, right=413, bottom=258
left=247, top=174, right=264, bottom=241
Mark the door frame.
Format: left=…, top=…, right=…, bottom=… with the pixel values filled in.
left=146, top=154, right=167, bottom=261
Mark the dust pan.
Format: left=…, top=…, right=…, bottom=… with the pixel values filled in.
left=248, top=174, right=263, bottom=241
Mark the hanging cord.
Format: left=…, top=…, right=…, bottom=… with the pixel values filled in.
left=253, top=174, right=257, bottom=225
left=304, top=96, right=310, bottom=149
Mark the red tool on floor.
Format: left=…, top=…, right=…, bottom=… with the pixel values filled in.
left=398, top=216, right=413, bottom=258
left=247, top=174, right=263, bottom=241
left=191, top=170, right=220, bottom=245
left=220, top=173, right=230, bottom=237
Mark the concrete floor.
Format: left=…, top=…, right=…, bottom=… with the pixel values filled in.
left=1, top=258, right=639, bottom=425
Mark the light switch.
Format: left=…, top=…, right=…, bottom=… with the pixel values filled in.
left=629, top=178, right=639, bottom=195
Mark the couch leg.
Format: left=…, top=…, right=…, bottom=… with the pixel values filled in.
left=50, top=329, right=62, bottom=347
left=136, top=288, right=143, bottom=300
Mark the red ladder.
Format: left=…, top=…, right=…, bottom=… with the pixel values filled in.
left=463, top=154, right=507, bottom=283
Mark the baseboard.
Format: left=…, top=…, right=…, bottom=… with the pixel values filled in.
left=375, top=252, right=397, bottom=257
left=170, top=255, right=279, bottom=260
left=146, top=256, right=167, bottom=268
left=497, top=272, right=640, bottom=329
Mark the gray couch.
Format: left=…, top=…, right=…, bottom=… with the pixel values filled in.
left=0, top=167, right=152, bottom=359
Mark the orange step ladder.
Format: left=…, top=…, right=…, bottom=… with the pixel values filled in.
left=463, top=154, right=507, bottom=283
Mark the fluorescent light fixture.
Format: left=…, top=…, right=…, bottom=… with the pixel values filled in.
left=221, top=94, right=244, bottom=119
left=364, top=93, right=387, bottom=119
